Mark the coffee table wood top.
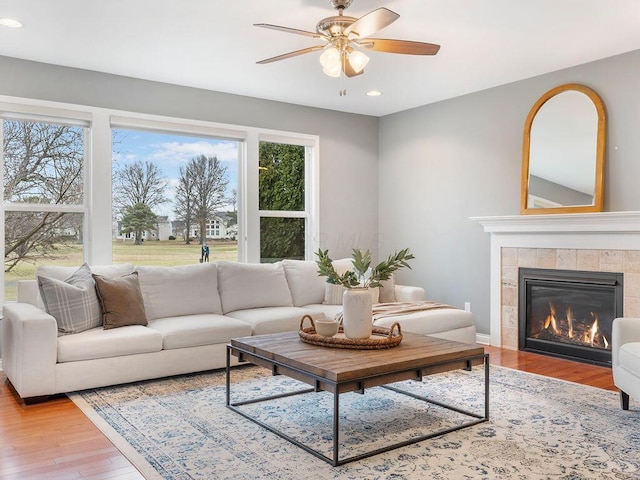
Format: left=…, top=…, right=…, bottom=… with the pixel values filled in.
left=230, top=331, right=484, bottom=386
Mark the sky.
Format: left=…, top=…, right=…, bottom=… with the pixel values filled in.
left=112, top=129, right=239, bottom=219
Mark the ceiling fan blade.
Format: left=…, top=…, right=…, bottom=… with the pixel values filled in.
left=256, top=45, right=325, bottom=64
left=344, top=8, right=399, bottom=39
left=360, top=38, right=440, bottom=55
left=254, top=23, right=324, bottom=39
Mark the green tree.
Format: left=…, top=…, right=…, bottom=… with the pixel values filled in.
left=120, top=203, right=157, bottom=245
left=258, top=142, right=305, bottom=261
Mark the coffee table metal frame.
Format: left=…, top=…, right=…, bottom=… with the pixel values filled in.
left=226, top=342, right=489, bottom=466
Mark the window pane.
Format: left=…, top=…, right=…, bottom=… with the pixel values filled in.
left=112, top=129, right=239, bottom=266
left=2, top=119, right=85, bottom=205
left=259, top=142, right=305, bottom=211
left=260, top=217, right=305, bottom=263
left=4, top=211, right=83, bottom=301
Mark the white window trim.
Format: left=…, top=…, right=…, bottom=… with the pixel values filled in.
left=0, top=94, right=320, bottom=293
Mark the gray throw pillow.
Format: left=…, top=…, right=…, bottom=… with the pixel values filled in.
left=38, top=263, right=103, bottom=336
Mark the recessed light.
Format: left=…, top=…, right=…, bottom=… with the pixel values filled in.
left=0, top=18, right=23, bottom=28
left=366, top=90, right=382, bottom=97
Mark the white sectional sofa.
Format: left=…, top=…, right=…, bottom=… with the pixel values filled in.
left=2, top=260, right=476, bottom=402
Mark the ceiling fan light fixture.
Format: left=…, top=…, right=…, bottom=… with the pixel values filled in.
left=323, top=66, right=342, bottom=78
left=348, top=50, right=369, bottom=73
left=319, top=46, right=341, bottom=71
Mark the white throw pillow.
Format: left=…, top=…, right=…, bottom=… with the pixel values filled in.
left=323, top=283, right=346, bottom=305
left=282, top=259, right=326, bottom=306
left=217, top=261, right=293, bottom=313
left=38, top=263, right=102, bottom=336
left=136, top=263, right=223, bottom=320
left=378, top=275, right=396, bottom=303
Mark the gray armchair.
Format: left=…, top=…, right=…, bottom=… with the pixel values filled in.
left=612, top=317, right=640, bottom=410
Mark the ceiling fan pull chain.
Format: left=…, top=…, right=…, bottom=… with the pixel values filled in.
left=338, top=67, right=347, bottom=96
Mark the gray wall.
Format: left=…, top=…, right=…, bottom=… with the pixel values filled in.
left=378, top=49, right=640, bottom=336
left=0, top=55, right=379, bottom=260
left=3, top=49, right=640, bottom=342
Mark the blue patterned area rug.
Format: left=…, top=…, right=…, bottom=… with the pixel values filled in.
left=68, top=364, right=640, bottom=480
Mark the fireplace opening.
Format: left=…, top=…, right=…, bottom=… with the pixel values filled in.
left=518, top=268, right=623, bottom=366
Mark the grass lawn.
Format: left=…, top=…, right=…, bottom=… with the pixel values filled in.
left=4, top=240, right=238, bottom=301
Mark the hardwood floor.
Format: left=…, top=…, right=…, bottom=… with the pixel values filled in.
left=0, top=346, right=616, bottom=480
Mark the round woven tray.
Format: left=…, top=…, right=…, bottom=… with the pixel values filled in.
left=298, top=315, right=402, bottom=349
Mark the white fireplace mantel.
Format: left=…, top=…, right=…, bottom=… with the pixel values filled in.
left=471, top=211, right=640, bottom=347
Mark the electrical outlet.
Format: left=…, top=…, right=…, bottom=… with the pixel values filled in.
left=464, top=302, right=471, bottom=312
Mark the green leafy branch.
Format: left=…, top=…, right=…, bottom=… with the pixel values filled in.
left=315, top=248, right=414, bottom=288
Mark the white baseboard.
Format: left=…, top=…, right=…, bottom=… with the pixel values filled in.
left=476, top=333, right=491, bottom=345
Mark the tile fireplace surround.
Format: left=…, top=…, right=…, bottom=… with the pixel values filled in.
left=472, top=212, right=640, bottom=349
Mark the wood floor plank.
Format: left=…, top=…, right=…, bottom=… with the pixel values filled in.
left=0, top=345, right=616, bottom=479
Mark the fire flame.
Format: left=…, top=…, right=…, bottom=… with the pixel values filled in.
left=539, top=302, right=609, bottom=350
left=566, top=305, right=574, bottom=339
left=544, top=302, right=560, bottom=334
left=589, top=313, right=598, bottom=347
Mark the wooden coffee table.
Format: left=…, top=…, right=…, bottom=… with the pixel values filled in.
left=226, top=331, right=488, bottom=466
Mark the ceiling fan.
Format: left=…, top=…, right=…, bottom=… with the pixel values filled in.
left=254, top=0, right=440, bottom=79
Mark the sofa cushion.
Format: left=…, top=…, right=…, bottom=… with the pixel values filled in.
left=57, top=325, right=162, bottom=363
left=226, top=307, right=323, bottom=335
left=373, top=308, right=474, bottom=335
left=217, top=261, right=293, bottom=314
left=620, top=342, right=640, bottom=374
left=37, top=263, right=102, bottom=336
left=303, top=303, right=343, bottom=320
left=282, top=259, right=326, bottom=306
left=93, top=272, right=148, bottom=329
left=136, top=263, right=223, bottom=320
left=147, top=314, right=252, bottom=350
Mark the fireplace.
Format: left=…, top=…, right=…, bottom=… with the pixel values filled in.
left=518, top=268, right=623, bottom=366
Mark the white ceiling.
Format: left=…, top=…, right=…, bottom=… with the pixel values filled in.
left=1, top=0, right=640, bottom=117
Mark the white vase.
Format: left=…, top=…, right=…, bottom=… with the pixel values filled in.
left=342, top=287, right=373, bottom=339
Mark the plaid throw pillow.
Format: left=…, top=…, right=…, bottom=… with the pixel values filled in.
left=38, top=263, right=102, bottom=336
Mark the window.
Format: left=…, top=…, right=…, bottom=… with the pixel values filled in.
left=0, top=97, right=318, bottom=303
left=111, top=127, right=240, bottom=266
left=2, top=115, right=89, bottom=301
left=258, top=140, right=311, bottom=263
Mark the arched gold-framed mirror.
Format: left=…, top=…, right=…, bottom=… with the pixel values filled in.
left=520, top=83, right=606, bottom=215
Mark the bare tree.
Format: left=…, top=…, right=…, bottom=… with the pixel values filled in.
left=173, top=164, right=196, bottom=244
left=177, top=155, right=228, bottom=245
left=3, top=120, right=84, bottom=272
left=113, top=160, right=168, bottom=218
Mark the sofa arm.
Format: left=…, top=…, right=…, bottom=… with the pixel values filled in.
left=394, top=284, right=427, bottom=302
left=2, top=302, right=58, bottom=399
left=612, top=317, right=640, bottom=368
